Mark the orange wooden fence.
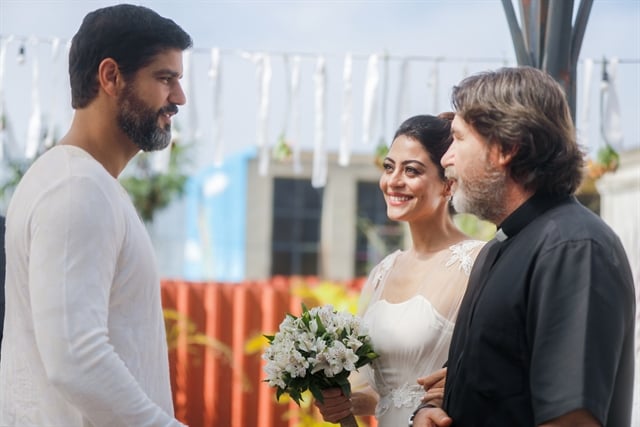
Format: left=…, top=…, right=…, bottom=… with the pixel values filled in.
left=161, top=278, right=377, bottom=427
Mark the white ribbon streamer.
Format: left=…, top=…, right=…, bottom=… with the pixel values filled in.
left=62, top=40, right=74, bottom=131
left=338, top=53, right=353, bottom=166
left=600, top=57, right=623, bottom=149
left=25, top=38, right=42, bottom=160
left=0, top=35, right=13, bottom=162
left=362, top=53, right=380, bottom=145
left=255, top=53, right=272, bottom=176
left=312, top=56, right=327, bottom=188
left=461, top=60, right=470, bottom=79
left=429, top=59, right=440, bottom=114
left=43, top=37, right=61, bottom=149
left=209, top=47, right=224, bottom=166
left=578, top=58, right=593, bottom=150
left=378, top=53, right=389, bottom=146
left=395, top=58, right=410, bottom=128
left=289, top=56, right=302, bottom=174
left=183, top=49, right=200, bottom=144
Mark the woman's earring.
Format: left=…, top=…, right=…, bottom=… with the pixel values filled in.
left=446, top=194, right=452, bottom=203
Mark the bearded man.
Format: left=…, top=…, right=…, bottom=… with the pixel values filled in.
left=0, top=5, right=192, bottom=426
left=411, top=67, right=634, bottom=427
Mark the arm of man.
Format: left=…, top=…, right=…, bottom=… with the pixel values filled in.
left=410, top=406, right=452, bottom=427
left=539, top=409, right=600, bottom=427
left=30, top=178, right=184, bottom=427
left=528, top=236, right=634, bottom=424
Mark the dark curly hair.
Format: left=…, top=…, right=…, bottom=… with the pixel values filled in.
left=69, top=4, right=193, bottom=109
left=451, top=66, right=584, bottom=196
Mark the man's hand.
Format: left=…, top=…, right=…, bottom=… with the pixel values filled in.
left=417, top=367, right=447, bottom=407
left=412, top=406, right=453, bottom=427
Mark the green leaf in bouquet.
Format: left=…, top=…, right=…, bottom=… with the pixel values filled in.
left=309, top=381, right=324, bottom=404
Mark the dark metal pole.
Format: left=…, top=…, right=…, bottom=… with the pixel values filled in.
left=501, top=0, right=593, bottom=122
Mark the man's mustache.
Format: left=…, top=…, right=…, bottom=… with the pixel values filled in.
left=159, top=104, right=179, bottom=116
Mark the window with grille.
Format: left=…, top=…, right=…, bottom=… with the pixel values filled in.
left=271, top=178, right=323, bottom=276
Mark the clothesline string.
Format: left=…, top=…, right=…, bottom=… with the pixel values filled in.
left=1, top=34, right=639, bottom=64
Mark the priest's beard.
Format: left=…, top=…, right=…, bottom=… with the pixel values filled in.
left=117, top=85, right=177, bottom=152
left=451, top=162, right=507, bottom=224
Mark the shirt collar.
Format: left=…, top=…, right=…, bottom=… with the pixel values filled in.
left=496, top=193, right=571, bottom=241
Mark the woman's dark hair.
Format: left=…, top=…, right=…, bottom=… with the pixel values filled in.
left=451, top=66, right=584, bottom=196
left=69, top=4, right=193, bottom=108
left=392, top=112, right=454, bottom=182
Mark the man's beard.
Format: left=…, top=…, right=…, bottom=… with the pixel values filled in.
left=450, top=161, right=507, bottom=224
left=117, top=85, right=178, bottom=152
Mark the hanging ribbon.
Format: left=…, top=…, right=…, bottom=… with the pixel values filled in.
left=394, top=58, right=410, bottom=128
left=0, top=35, right=13, bottom=162
left=429, top=59, right=440, bottom=114
left=361, top=53, right=380, bottom=145
left=151, top=48, right=181, bottom=174
left=312, top=56, right=327, bottom=188
left=61, top=40, right=74, bottom=132
left=578, top=58, right=593, bottom=151
left=25, top=38, right=42, bottom=160
left=253, top=53, right=272, bottom=176
left=378, top=52, right=389, bottom=145
left=600, top=57, right=623, bottom=149
left=289, top=56, right=302, bottom=174
left=183, top=49, right=200, bottom=144
left=338, top=53, right=353, bottom=166
left=43, top=37, right=61, bottom=149
left=461, top=60, right=470, bottom=79
left=273, top=55, right=293, bottom=164
left=209, top=47, right=224, bottom=166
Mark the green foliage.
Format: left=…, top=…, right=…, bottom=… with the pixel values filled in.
left=0, top=158, right=31, bottom=204
left=374, top=140, right=389, bottom=169
left=120, top=142, right=190, bottom=223
left=454, top=212, right=496, bottom=241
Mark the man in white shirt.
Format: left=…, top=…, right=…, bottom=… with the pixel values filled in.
left=0, top=5, right=192, bottom=426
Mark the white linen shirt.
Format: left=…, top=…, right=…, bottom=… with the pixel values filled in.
left=0, top=145, right=183, bottom=426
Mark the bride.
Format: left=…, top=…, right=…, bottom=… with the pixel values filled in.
left=315, top=114, right=484, bottom=427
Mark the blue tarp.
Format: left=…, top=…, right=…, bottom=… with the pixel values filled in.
left=183, top=148, right=255, bottom=282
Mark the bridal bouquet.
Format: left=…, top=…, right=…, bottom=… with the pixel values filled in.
left=263, top=304, right=378, bottom=427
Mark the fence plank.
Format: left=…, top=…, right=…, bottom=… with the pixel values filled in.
left=161, top=279, right=377, bottom=427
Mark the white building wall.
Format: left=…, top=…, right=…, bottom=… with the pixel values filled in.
left=597, top=149, right=640, bottom=425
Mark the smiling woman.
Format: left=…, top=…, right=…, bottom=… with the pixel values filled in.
left=314, top=114, right=485, bottom=427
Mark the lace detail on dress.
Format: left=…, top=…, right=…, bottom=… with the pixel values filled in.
left=445, top=240, right=484, bottom=276
left=373, top=251, right=400, bottom=291
left=376, top=383, right=424, bottom=419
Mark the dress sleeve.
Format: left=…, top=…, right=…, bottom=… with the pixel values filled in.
left=29, top=176, right=183, bottom=427
left=357, top=251, right=399, bottom=317
left=527, top=238, right=634, bottom=424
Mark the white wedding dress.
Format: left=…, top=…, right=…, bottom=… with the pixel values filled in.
left=357, top=240, right=483, bottom=427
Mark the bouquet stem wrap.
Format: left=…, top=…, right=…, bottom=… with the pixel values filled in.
left=340, top=413, right=358, bottom=427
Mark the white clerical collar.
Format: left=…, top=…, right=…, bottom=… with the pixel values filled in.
left=495, top=228, right=509, bottom=242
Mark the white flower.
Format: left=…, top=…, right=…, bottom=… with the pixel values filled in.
left=262, top=304, right=378, bottom=404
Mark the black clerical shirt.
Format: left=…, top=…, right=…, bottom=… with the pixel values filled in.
left=443, top=194, right=635, bottom=426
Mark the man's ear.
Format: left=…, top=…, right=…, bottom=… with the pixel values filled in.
left=442, top=178, right=453, bottom=198
left=491, top=143, right=516, bottom=168
left=97, top=58, right=122, bottom=98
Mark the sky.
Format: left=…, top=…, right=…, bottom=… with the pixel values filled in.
left=0, top=0, right=639, bottom=174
